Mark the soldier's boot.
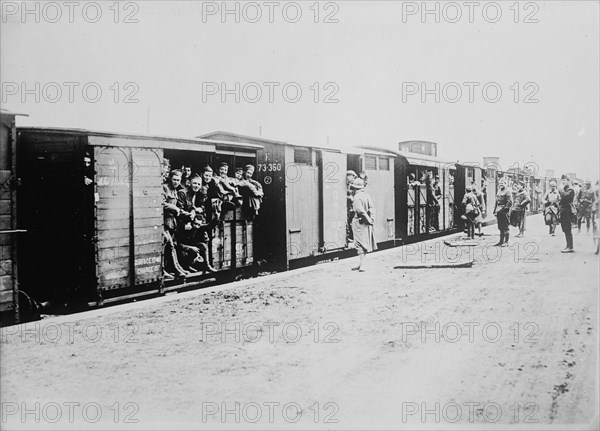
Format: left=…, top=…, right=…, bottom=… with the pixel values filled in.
left=501, top=232, right=509, bottom=247
left=494, top=232, right=504, bottom=247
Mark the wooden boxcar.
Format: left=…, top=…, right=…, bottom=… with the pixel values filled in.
left=0, top=110, right=27, bottom=325
left=16, top=127, right=262, bottom=308
left=347, top=147, right=397, bottom=248
left=359, top=145, right=460, bottom=241
left=199, top=132, right=352, bottom=270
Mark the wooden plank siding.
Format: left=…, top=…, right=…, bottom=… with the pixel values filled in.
left=320, top=151, right=347, bottom=251
left=131, top=148, right=163, bottom=285
left=95, top=146, right=131, bottom=289
left=0, top=112, right=18, bottom=324
left=94, top=146, right=164, bottom=291
left=285, top=146, right=320, bottom=260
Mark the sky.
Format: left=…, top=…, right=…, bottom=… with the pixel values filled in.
left=1, top=0, right=599, bottom=179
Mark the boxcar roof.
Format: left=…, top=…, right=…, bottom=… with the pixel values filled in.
left=198, top=130, right=343, bottom=153
left=17, top=126, right=264, bottom=151
left=357, top=145, right=457, bottom=168
left=1, top=109, right=28, bottom=117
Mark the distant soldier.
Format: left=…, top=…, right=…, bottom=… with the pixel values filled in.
left=577, top=179, right=595, bottom=234
left=471, top=181, right=485, bottom=236
left=358, top=170, right=369, bottom=188
left=408, top=173, right=421, bottom=187
left=493, top=179, right=512, bottom=247
left=512, top=181, right=531, bottom=238
left=481, top=178, right=488, bottom=208
left=346, top=170, right=358, bottom=241
left=461, top=185, right=480, bottom=240
left=558, top=174, right=576, bottom=253
left=543, top=181, right=560, bottom=236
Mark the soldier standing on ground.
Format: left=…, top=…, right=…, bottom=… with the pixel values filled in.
left=559, top=174, right=576, bottom=253
left=493, top=179, right=512, bottom=247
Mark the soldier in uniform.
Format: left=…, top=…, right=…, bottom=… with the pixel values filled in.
left=162, top=169, right=192, bottom=278
left=543, top=181, right=560, bottom=235
left=512, top=181, right=531, bottom=238
left=559, top=174, right=576, bottom=253
left=346, top=170, right=357, bottom=241
left=238, top=164, right=264, bottom=220
left=493, top=179, right=512, bottom=247
left=577, top=179, right=596, bottom=234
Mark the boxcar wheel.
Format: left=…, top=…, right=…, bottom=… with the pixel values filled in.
left=17, top=291, right=41, bottom=323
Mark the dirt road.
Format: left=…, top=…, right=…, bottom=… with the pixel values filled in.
left=1, top=215, right=598, bottom=429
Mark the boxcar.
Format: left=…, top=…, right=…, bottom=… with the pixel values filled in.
left=359, top=145, right=461, bottom=241
left=0, top=110, right=28, bottom=325
left=347, top=147, right=397, bottom=248
left=199, top=132, right=352, bottom=270
left=16, top=127, right=262, bottom=309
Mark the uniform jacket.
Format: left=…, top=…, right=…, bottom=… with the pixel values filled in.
left=495, top=188, right=513, bottom=212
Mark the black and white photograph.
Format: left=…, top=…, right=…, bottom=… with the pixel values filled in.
left=1, top=1, right=599, bottom=429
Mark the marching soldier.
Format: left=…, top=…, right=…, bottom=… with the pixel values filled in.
left=577, top=179, right=596, bottom=234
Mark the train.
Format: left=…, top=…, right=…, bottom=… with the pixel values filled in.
left=0, top=110, right=555, bottom=325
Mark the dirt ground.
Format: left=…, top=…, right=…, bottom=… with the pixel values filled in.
left=1, top=215, right=598, bottom=430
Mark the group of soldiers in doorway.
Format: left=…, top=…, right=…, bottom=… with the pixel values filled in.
left=161, top=161, right=264, bottom=279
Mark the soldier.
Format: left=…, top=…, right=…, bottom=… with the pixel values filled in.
left=180, top=164, right=193, bottom=190
left=175, top=212, right=216, bottom=274
left=512, top=181, right=531, bottom=238
left=178, top=174, right=205, bottom=215
left=426, top=174, right=440, bottom=232
left=576, top=179, right=595, bottom=234
left=162, top=169, right=192, bottom=278
left=346, top=170, right=358, bottom=241
left=493, top=179, right=512, bottom=247
left=558, top=174, right=576, bottom=253
left=461, top=185, right=480, bottom=239
left=358, top=170, right=369, bottom=188
left=199, top=166, right=222, bottom=225
left=238, top=164, right=264, bottom=220
left=471, top=181, right=485, bottom=236
left=433, top=176, right=443, bottom=231
left=543, top=181, right=560, bottom=235
left=214, top=162, right=241, bottom=213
